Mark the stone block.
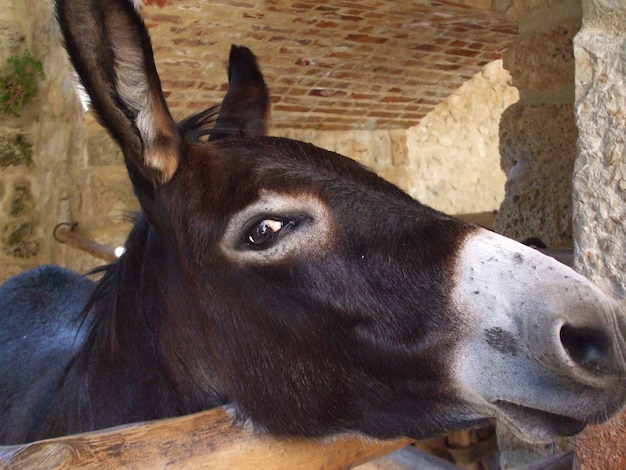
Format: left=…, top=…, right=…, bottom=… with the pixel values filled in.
left=582, top=0, right=626, bottom=32
left=6, top=179, right=34, bottom=217
left=2, top=220, right=40, bottom=259
left=505, top=0, right=581, bottom=32
left=0, top=131, right=32, bottom=169
left=406, top=60, right=516, bottom=215
left=502, top=24, right=578, bottom=93
left=495, top=102, right=577, bottom=248
left=80, top=166, right=138, bottom=226
left=0, top=19, right=23, bottom=65
left=86, top=127, right=124, bottom=167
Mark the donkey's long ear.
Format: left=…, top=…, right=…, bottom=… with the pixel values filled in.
left=209, top=45, right=270, bottom=141
left=56, top=0, right=180, bottom=188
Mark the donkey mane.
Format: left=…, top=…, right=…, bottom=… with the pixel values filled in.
left=177, top=107, right=221, bottom=142
left=79, top=102, right=244, bottom=357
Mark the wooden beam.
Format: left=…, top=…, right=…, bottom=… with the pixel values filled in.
left=0, top=406, right=411, bottom=469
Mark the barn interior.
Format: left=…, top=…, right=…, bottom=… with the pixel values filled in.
left=0, top=0, right=624, bottom=468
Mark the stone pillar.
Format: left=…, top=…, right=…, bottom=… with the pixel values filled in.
left=494, top=0, right=582, bottom=466
left=573, top=1, right=626, bottom=303
left=572, top=1, right=626, bottom=468
left=495, top=0, right=581, bottom=249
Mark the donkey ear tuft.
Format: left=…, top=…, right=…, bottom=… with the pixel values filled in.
left=56, top=0, right=180, bottom=187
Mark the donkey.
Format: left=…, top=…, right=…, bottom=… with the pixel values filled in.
left=1, top=0, right=625, bottom=447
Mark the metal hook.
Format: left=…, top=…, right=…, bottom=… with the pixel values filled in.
left=53, top=222, right=78, bottom=243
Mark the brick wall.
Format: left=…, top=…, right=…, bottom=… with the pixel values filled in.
left=140, top=0, right=516, bottom=130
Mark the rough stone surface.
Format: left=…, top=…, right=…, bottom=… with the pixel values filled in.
left=505, top=0, right=564, bottom=21
left=0, top=18, right=23, bottom=65
left=506, top=0, right=581, bottom=34
left=494, top=0, right=584, bottom=467
left=7, top=179, right=34, bottom=217
left=2, top=220, right=40, bottom=259
left=0, top=0, right=87, bottom=282
left=496, top=102, right=577, bottom=248
left=572, top=7, right=626, bottom=467
left=0, top=132, right=32, bottom=168
left=405, top=60, right=516, bottom=215
left=503, top=24, right=577, bottom=93
left=573, top=3, right=626, bottom=300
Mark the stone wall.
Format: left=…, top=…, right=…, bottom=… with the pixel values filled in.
left=279, top=59, right=516, bottom=217
left=0, top=0, right=86, bottom=283
left=61, top=116, right=138, bottom=275
left=405, top=59, right=516, bottom=215
left=572, top=1, right=626, bottom=468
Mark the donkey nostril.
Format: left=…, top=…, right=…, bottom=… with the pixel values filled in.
left=559, top=324, right=612, bottom=374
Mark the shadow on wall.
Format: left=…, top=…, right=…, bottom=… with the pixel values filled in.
left=279, top=60, right=518, bottom=218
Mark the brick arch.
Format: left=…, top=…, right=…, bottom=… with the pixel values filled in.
left=140, top=0, right=516, bottom=130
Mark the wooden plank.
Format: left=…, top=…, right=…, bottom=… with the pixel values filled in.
left=0, top=406, right=411, bottom=469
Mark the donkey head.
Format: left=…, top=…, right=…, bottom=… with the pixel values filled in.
left=57, top=0, right=626, bottom=443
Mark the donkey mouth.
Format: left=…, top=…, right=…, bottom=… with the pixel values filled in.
left=493, top=400, right=585, bottom=442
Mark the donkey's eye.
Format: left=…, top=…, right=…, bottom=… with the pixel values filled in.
left=246, top=219, right=288, bottom=248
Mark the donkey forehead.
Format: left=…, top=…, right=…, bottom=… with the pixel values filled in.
left=195, top=137, right=372, bottom=182
left=189, top=136, right=421, bottom=211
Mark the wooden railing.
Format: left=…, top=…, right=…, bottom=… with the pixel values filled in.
left=0, top=407, right=411, bottom=469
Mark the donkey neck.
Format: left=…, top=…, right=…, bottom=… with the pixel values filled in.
left=83, top=213, right=227, bottom=419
